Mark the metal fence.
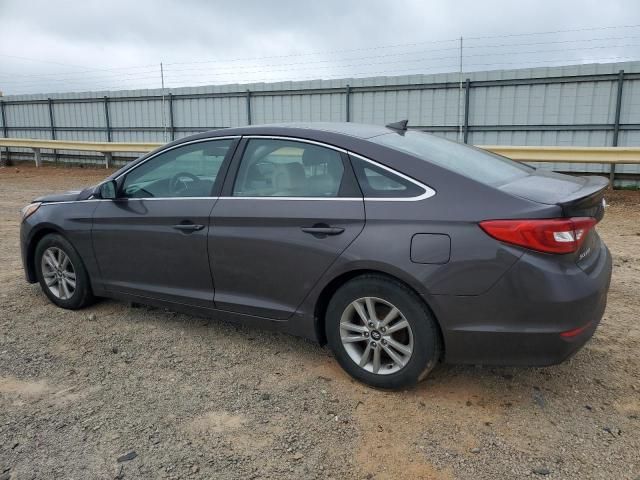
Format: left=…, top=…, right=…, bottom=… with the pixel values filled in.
left=1, top=61, right=640, bottom=183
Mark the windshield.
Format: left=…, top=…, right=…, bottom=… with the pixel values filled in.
left=370, top=131, right=532, bottom=186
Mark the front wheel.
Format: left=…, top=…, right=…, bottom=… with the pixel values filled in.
left=35, top=233, right=94, bottom=309
left=325, top=275, right=441, bottom=390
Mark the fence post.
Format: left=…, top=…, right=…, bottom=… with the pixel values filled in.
left=246, top=89, right=252, bottom=125
left=0, top=101, right=9, bottom=165
left=168, top=93, right=175, bottom=141
left=103, top=152, right=112, bottom=169
left=104, top=96, right=112, bottom=142
left=47, top=98, right=57, bottom=164
left=463, top=78, right=471, bottom=143
left=345, top=84, right=351, bottom=122
left=610, top=69, right=625, bottom=188
left=32, top=148, right=42, bottom=167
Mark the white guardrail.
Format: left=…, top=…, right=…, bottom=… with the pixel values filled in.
left=2, top=138, right=640, bottom=184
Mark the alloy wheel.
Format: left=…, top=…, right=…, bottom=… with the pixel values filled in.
left=339, top=296, right=414, bottom=375
left=41, top=247, right=76, bottom=300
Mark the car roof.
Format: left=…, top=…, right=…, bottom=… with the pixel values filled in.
left=204, top=122, right=392, bottom=140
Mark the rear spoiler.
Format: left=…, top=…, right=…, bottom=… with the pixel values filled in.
left=557, top=176, right=608, bottom=221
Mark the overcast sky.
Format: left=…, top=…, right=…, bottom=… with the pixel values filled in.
left=1, top=0, right=640, bottom=95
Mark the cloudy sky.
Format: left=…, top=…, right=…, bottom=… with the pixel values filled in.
left=1, top=0, right=639, bottom=95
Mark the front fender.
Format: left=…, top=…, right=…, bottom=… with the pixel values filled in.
left=20, top=201, right=100, bottom=286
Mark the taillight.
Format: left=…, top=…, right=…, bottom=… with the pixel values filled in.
left=479, top=217, right=597, bottom=254
left=560, top=321, right=593, bottom=338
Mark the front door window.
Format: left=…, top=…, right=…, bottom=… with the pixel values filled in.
left=122, top=139, right=234, bottom=198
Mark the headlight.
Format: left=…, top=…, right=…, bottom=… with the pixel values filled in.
left=21, top=202, right=42, bottom=221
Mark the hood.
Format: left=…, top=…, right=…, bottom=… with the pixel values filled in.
left=34, top=186, right=96, bottom=203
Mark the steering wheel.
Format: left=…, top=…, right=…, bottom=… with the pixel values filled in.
left=169, top=172, right=200, bottom=195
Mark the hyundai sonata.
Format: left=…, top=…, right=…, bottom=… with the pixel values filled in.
left=20, top=122, right=612, bottom=389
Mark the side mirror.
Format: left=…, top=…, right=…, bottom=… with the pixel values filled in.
left=98, top=180, right=117, bottom=200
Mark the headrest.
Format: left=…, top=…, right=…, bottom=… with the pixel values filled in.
left=273, top=162, right=305, bottom=191
left=302, top=145, right=338, bottom=166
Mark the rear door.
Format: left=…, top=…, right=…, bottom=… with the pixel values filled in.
left=92, top=137, right=237, bottom=307
left=209, top=137, right=365, bottom=319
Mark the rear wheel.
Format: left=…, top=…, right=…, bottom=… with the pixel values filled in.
left=35, top=233, right=94, bottom=309
left=325, top=275, right=441, bottom=389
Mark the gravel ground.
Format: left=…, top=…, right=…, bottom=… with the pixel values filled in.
left=1, top=165, right=639, bottom=480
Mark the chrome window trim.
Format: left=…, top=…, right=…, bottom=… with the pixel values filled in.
left=239, top=135, right=436, bottom=202
left=219, top=196, right=362, bottom=201
left=39, top=197, right=220, bottom=205
left=39, top=197, right=364, bottom=204
left=109, top=197, right=217, bottom=201
left=242, top=135, right=349, bottom=155
left=42, top=196, right=363, bottom=204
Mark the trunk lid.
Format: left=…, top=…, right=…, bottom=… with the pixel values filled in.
left=499, top=169, right=607, bottom=220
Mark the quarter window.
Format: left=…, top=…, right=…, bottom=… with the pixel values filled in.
left=233, top=139, right=345, bottom=197
left=122, top=139, right=233, bottom=198
left=350, top=156, right=426, bottom=198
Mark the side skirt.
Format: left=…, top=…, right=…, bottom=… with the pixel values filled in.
left=98, top=291, right=320, bottom=342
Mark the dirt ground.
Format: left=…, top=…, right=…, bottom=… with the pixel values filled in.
left=0, top=165, right=638, bottom=480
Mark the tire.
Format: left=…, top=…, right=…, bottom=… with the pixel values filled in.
left=325, top=274, right=441, bottom=390
left=34, top=233, right=94, bottom=310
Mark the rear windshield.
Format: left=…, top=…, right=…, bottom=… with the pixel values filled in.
left=370, top=131, right=532, bottom=186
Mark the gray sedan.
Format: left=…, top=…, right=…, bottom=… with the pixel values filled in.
left=20, top=122, right=612, bottom=389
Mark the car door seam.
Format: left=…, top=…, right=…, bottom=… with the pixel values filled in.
left=290, top=198, right=367, bottom=320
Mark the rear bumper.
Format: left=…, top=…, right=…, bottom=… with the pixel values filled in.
left=428, top=241, right=612, bottom=366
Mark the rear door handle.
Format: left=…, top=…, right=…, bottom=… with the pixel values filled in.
left=173, top=223, right=205, bottom=232
left=301, top=226, right=345, bottom=236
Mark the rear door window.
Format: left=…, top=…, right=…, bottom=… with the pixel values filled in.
left=232, top=139, right=346, bottom=197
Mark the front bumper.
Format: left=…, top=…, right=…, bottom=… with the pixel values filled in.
left=428, top=241, right=612, bottom=366
left=19, top=219, right=36, bottom=283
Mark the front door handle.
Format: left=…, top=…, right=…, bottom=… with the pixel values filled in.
left=173, top=223, right=205, bottom=232
left=301, top=225, right=345, bottom=236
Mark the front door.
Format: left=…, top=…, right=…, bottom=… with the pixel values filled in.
left=92, top=138, right=237, bottom=307
left=210, top=137, right=365, bottom=319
